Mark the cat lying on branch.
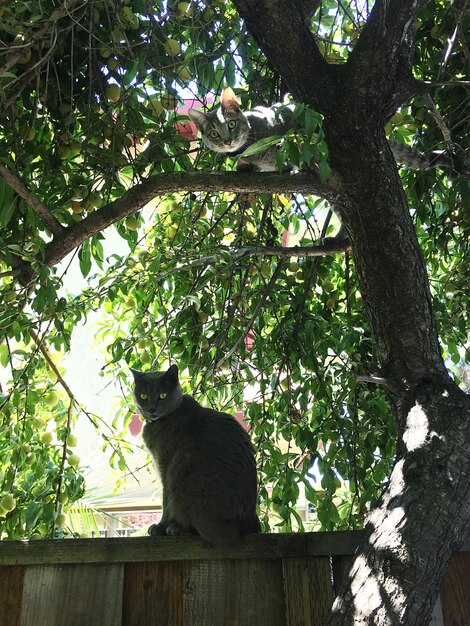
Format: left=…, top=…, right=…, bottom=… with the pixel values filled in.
left=188, top=87, right=460, bottom=243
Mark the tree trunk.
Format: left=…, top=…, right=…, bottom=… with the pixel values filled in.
left=232, top=0, right=470, bottom=624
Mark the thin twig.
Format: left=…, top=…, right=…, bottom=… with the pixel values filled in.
left=422, top=93, right=454, bottom=150
left=28, top=328, right=75, bottom=400
left=155, top=241, right=351, bottom=279
left=28, top=327, right=140, bottom=483
left=356, top=374, right=390, bottom=387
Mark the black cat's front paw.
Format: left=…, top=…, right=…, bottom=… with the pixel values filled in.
left=148, top=523, right=167, bottom=537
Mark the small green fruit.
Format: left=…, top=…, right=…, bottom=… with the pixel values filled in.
left=107, top=57, right=119, bottom=71
left=44, top=391, right=59, bottom=407
left=105, top=84, right=121, bottom=103
left=165, top=225, right=177, bottom=240
left=147, top=98, right=164, bottom=115
left=125, top=216, right=139, bottom=231
left=4, top=290, right=17, bottom=303
left=0, top=494, right=16, bottom=512
left=55, top=513, right=66, bottom=526
left=30, top=532, right=43, bottom=540
left=66, top=434, right=77, bottom=447
left=164, top=39, right=181, bottom=56
left=100, top=47, right=113, bottom=58
left=161, top=93, right=177, bottom=110
left=121, top=6, right=139, bottom=28
left=177, top=2, right=191, bottom=16
left=40, top=432, right=53, bottom=445
left=67, top=454, right=80, bottom=467
left=176, top=65, right=192, bottom=83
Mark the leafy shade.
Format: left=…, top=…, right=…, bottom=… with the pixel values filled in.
left=0, top=0, right=468, bottom=541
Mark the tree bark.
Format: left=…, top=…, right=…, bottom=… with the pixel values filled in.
left=232, top=0, right=470, bottom=624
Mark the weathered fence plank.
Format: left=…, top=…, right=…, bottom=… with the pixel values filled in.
left=19, top=563, right=124, bottom=626
left=184, top=558, right=285, bottom=626
left=283, top=557, right=333, bottom=626
left=0, top=565, right=24, bottom=626
left=123, top=561, right=185, bottom=626
left=440, top=552, right=470, bottom=626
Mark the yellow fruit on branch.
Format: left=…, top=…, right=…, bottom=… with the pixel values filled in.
left=164, top=39, right=181, bottom=56
left=176, top=65, right=192, bottom=83
left=147, top=98, right=164, bottom=115
left=177, top=2, right=192, bottom=16
left=125, top=216, right=139, bottom=231
left=105, top=84, right=121, bottom=103
left=161, top=93, right=177, bottom=109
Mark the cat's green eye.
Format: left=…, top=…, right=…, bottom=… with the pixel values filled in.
left=208, top=129, right=219, bottom=139
left=159, top=393, right=167, bottom=400
left=139, top=393, right=148, bottom=400
left=227, top=120, right=237, bottom=130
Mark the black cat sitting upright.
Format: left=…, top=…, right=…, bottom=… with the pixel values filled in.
left=131, top=364, right=261, bottom=546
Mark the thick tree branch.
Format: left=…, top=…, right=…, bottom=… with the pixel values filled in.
left=44, top=170, right=333, bottom=267
left=348, top=0, right=430, bottom=75
left=231, top=0, right=335, bottom=108
left=0, top=164, right=64, bottom=238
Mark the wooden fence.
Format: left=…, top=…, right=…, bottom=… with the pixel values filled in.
left=0, top=531, right=468, bottom=626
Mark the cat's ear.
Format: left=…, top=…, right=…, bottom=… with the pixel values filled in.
left=188, top=108, right=208, bottom=128
left=165, top=364, right=179, bottom=384
left=130, top=368, right=142, bottom=380
left=221, top=87, right=240, bottom=112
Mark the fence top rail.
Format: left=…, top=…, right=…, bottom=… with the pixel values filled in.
left=0, top=530, right=359, bottom=565
left=0, top=531, right=468, bottom=566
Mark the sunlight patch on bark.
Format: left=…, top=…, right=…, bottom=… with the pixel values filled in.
left=403, top=403, right=430, bottom=451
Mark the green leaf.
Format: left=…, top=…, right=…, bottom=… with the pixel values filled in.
left=0, top=181, right=16, bottom=227
left=240, top=135, right=283, bottom=158
left=79, top=242, right=92, bottom=278
left=319, top=159, right=331, bottom=182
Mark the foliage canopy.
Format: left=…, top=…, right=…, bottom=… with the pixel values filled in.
left=0, top=0, right=468, bottom=540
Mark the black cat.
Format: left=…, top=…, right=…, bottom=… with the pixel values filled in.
left=131, top=364, right=261, bottom=546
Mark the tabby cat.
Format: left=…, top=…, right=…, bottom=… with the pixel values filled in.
left=131, top=364, right=261, bottom=546
left=188, top=87, right=452, bottom=173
